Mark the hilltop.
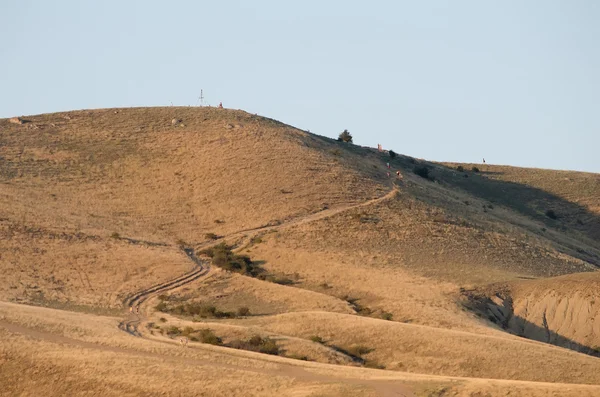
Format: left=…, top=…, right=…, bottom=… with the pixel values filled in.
left=1, top=107, right=600, bottom=397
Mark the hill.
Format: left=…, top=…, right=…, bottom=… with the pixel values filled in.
left=1, top=107, right=599, bottom=396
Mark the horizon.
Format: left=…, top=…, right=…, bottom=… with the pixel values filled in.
left=1, top=1, right=598, bottom=173
left=6, top=104, right=599, bottom=175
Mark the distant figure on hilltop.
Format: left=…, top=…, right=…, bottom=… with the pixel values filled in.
left=218, top=102, right=223, bottom=109
left=483, top=158, right=486, bottom=164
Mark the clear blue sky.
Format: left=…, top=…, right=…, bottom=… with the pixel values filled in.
left=2, top=1, right=598, bottom=172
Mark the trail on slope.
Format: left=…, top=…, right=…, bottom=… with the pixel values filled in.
left=115, top=185, right=398, bottom=351
left=118, top=185, right=399, bottom=337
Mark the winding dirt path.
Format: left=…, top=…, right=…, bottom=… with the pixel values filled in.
left=118, top=185, right=399, bottom=337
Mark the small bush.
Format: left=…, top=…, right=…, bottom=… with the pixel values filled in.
left=545, top=209, right=558, bottom=220
left=413, top=165, right=431, bottom=180
left=337, top=129, right=353, bottom=143
left=110, top=232, right=120, bottom=239
left=159, top=317, right=167, bottom=323
left=381, top=312, right=393, bottom=321
left=389, top=150, right=397, bottom=159
left=199, top=243, right=260, bottom=277
left=347, top=345, right=373, bottom=357
left=214, top=219, right=225, bottom=224
left=180, top=303, right=233, bottom=318
left=166, top=326, right=181, bottom=336
left=288, top=354, right=310, bottom=361
left=310, top=335, right=325, bottom=344
left=472, top=166, right=480, bottom=173
left=230, top=336, right=279, bottom=355
left=237, top=306, right=250, bottom=317
left=157, top=294, right=168, bottom=301
left=198, top=328, right=222, bottom=345
left=155, top=302, right=168, bottom=312
left=456, top=165, right=464, bottom=172
left=205, top=233, right=219, bottom=240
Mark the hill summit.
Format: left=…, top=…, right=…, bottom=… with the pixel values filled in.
left=2, top=107, right=600, bottom=396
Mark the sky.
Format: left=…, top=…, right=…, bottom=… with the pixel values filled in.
left=1, top=1, right=599, bottom=172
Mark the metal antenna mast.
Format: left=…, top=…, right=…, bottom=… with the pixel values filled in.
left=197, top=89, right=204, bottom=107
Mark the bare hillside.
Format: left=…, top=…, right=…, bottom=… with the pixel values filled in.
left=2, top=107, right=600, bottom=396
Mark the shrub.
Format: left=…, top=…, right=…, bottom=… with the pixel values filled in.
left=413, top=165, right=431, bottom=180
left=288, top=354, right=310, bottom=361
left=545, top=209, right=558, bottom=220
left=381, top=312, right=393, bottom=321
left=166, top=326, right=181, bottom=336
left=310, top=335, right=325, bottom=344
left=199, top=243, right=260, bottom=277
left=456, top=165, right=464, bottom=172
left=472, top=166, right=480, bottom=173
left=347, top=345, right=373, bottom=357
left=155, top=302, right=168, bottom=312
left=159, top=317, right=167, bottom=323
left=389, top=150, right=397, bottom=159
left=237, top=306, right=250, bottom=317
left=110, top=232, right=120, bottom=239
left=157, top=294, right=168, bottom=301
left=337, top=129, right=353, bottom=143
left=183, top=303, right=232, bottom=318
left=255, top=337, right=279, bottom=355
left=205, top=233, right=219, bottom=240
left=198, top=328, right=222, bottom=345
left=229, top=336, right=280, bottom=355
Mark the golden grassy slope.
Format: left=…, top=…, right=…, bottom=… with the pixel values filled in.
left=4, top=302, right=600, bottom=397
left=2, top=107, right=600, bottom=396
left=0, top=107, right=385, bottom=243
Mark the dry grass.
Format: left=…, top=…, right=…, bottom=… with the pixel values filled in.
left=3, top=302, right=600, bottom=397
left=2, top=107, right=600, bottom=396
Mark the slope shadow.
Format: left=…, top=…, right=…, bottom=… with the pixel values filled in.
left=293, top=131, right=599, bottom=265
left=428, top=163, right=600, bottom=265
